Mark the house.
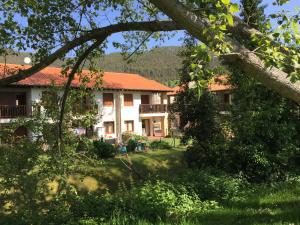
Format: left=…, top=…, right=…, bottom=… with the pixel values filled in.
left=0, top=64, right=172, bottom=141
left=167, top=75, right=232, bottom=134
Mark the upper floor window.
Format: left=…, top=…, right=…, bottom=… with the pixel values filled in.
left=124, top=94, right=133, bottom=106
left=103, top=93, right=114, bottom=106
left=141, top=95, right=150, bottom=104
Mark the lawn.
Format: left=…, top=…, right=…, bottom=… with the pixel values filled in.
left=66, top=143, right=300, bottom=225
left=68, top=144, right=187, bottom=192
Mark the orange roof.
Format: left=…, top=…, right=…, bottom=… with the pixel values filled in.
left=208, top=75, right=231, bottom=92
left=167, top=86, right=182, bottom=96
left=0, top=64, right=172, bottom=92
left=167, top=75, right=231, bottom=95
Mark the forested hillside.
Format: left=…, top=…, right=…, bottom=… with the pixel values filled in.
left=0, top=46, right=182, bottom=85
left=98, top=46, right=182, bottom=84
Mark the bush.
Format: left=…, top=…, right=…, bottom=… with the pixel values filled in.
left=76, top=137, right=93, bottom=152
left=127, top=139, right=137, bottom=152
left=122, top=132, right=147, bottom=144
left=92, top=140, right=116, bottom=158
left=109, top=180, right=218, bottom=222
left=149, top=140, right=172, bottom=150
left=175, top=169, right=249, bottom=203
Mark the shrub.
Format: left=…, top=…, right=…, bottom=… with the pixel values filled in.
left=76, top=138, right=93, bottom=152
left=127, top=139, right=137, bottom=152
left=92, top=140, right=116, bottom=158
left=122, top=132, right=147, bottom=144
left=109, top=180, right=218, bottom=221
left=184, top=141, right=230, bottom=169
left=176, top=169, right=249, bottom=203
left=149, top=140, right=172, bottom=150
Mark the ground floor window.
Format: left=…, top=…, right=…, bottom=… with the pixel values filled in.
left=124, top=120, right=134, bottom=132
left=104, top=121, right=115, bottom=134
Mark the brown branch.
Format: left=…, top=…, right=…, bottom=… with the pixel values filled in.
left=0, top=20, right=182, bottom=86
left=57, top=39, right=105, bottom=153
left=124, top=32, right=154, bottom=61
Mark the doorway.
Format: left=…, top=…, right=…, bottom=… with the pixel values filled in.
left=142, top=119, right=150, bottom=136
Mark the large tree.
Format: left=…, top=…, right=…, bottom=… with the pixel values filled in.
left=0, top=0, right=299, bottom=104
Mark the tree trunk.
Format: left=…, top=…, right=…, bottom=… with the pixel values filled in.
left=149, top=0, right=300, bottom=104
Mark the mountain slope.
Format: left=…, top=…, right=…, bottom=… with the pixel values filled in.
left=0, top=46, right=182, bottom=85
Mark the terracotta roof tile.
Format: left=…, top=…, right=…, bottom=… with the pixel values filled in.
left=0, top=63, right=171, bottom=92
left=167, top=75, right=231, bottom=96
left=208, top=75, right=231, bottom=92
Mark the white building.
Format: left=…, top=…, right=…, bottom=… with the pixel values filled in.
left=0, top=64, right=171, bottom=140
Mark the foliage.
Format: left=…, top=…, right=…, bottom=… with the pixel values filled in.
left=223, top=1, right=300, bottom=182
left=122, top=132, right=148, bottom=144
left=227, top=69, right=300, bottom=182
left=175, top=169, right=249, bottom=203
left=184, top=142, right=229, bottom=169
left=126, top=139, right=137, bottom=152
left=240, top=0, right=266, bottom=30
left=92, top=140, right=116, bottom=158
left=149, top=140, right=172, bottom=150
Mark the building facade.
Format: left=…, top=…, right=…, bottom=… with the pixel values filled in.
left=0, top=64, right=171, bottom=141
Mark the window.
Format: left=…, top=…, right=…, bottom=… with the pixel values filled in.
left=103, top=93, right=114, bottom=106
left=141, top=95, right=150, bottom=104
left=104, top=122, right=114, bottom=134
left=124, top=120, right=134, bottom=132
left=124, top=94, right=133, bottom=106
left=224, top=93, right=230, bottom=104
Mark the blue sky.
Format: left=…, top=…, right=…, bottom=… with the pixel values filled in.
left=105, top=0, right=300, bottom=54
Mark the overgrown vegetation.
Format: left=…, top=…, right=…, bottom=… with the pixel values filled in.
left=173, top=0, right=300, bottom=183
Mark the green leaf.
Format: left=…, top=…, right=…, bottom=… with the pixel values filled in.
left=221, top=0, right=230, bottom=6
left=220, top=24, right=227, bottom=31
left=209, top=14, right=217, bottom=22
left=226, top=14, right=234, bottom=26
left=229, top=4, right=239, bottom=13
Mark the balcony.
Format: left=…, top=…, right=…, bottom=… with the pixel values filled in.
left=139, top=104, right=167, bottom=114
left=0, top=105, right=30, bottom=118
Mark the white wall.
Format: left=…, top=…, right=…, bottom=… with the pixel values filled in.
left=121, top=92, right=143, bottom=135
left=0, top=87, right=170, bottom=139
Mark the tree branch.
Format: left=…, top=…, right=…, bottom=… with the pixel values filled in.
left=0, top=20, right=182, bottom=86
left=57, top=39, right=105, bottom=152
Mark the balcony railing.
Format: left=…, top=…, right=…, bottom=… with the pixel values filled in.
left=139, top=104, right=167, bottom=114
left=0, top=105, right=29, bottom=118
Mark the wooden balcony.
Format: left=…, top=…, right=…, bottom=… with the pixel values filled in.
left=139, top=104, right=167, bottom=114
left=0, top=105, right=30, bottom=118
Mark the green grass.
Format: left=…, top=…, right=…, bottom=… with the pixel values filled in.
left=69, top=143, right=300, bottom=224
left=69, top=145, right=187, bottom=191
left=102, top=181, right=300, bottom=225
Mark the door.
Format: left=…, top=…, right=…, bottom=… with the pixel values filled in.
left=141, top=95, right=150, bottom=104
left=16, top=93, right=26, bottom=106
left=142, top=119, right=150, bottom=136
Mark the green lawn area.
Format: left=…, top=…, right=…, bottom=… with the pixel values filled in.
left=67, top=143, right=300, bottom=225
left=69, top=144, right=187, bottom=192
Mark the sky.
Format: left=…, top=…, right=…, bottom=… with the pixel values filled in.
left=105, top=0, right=300, bottom=54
